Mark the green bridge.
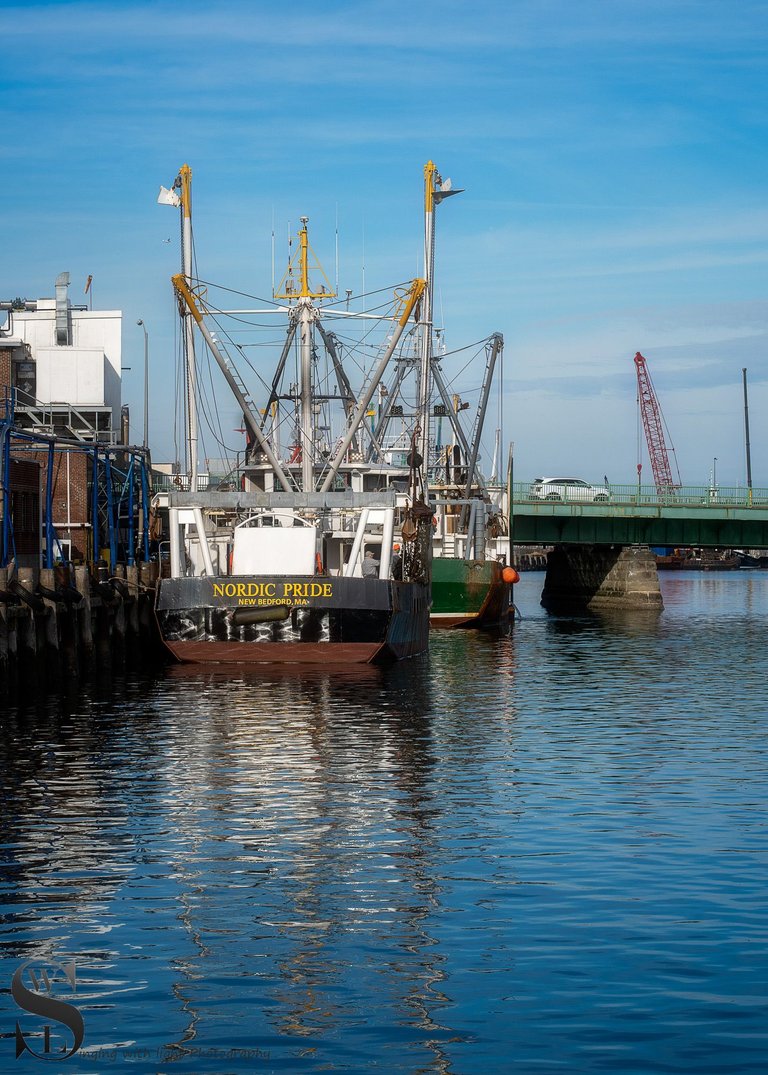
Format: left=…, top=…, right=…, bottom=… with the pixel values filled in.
left=509, top=483, right=768, bottom=548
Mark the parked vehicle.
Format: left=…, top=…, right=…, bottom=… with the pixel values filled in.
left=529, top=477, right=611, bottom=502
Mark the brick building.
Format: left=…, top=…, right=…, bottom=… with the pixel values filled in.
left=1, top=274, right=125, bottom=566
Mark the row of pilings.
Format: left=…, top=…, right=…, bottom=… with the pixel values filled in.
left=0, top=562, right=162, bottom=696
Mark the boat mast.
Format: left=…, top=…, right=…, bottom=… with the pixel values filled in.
left=417, top=162, right=437, bottom=498
left=461, top=332, right=502, bottom=518
left=319, top=278, right=426, bottom=493
left=297, top=219, right=315, bottom=491
left=172, top=275, right=294, bottom=492
left=417, top=162, right=462, bottom=497
left=274, top=218, right=335, bottom=492
left=178, top=165, right=198, bottom=492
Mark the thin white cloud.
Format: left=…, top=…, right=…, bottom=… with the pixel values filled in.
left=5, top=0, right=768, bottom=51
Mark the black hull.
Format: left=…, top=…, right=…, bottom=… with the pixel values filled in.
left=155, top=575, right=429, bottom=665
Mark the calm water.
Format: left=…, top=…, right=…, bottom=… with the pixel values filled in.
left=1, top=571, right=767, bottom=1074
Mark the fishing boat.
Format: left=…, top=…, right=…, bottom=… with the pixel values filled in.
left=153, top=167, right=433, bottom=665
left=155, top=488, right=432, bottom=664
left=364, top=161, right=517, bottom=628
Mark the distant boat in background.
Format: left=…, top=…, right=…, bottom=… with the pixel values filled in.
left=654, top=548, right=742, bottom=570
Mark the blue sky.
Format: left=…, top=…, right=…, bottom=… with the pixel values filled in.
left=2, top=0, right=767, bottom=485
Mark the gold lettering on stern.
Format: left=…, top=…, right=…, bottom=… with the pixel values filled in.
left=211, top=580, right=333, bottom=606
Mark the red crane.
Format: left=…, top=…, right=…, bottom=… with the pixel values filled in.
left=634, top=351, right=680, bottom=494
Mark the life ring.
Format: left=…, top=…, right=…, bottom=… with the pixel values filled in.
left=315, top=552, right=323, bottom=575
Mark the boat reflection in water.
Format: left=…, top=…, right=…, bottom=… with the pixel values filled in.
left=146, top=658, right=454, bottom=1062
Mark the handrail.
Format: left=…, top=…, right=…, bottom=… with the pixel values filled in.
left=512, top=481, right=768, bottom=509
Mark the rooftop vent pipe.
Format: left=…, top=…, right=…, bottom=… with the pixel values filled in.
left=55, top=271, right=71, bottom=345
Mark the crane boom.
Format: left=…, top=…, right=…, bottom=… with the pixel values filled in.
left=634, top=351, right=679, bottom=494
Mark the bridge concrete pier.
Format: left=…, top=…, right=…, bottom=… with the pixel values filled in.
left=541, top=544, right=663, bottom=612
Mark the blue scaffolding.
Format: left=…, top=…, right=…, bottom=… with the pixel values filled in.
left=1, top=390, right=153, bottom=570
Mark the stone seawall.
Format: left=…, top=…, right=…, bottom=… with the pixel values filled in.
left=541, top=544, right=663, bottom=612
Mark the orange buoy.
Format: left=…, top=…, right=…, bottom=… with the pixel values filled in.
left=502, top=566, right=520, bottom=584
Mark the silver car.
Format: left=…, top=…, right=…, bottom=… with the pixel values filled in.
left=529, top=477, right=611, bottom=502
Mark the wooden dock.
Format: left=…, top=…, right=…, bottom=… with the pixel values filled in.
left=0, top=563, right=161, bottom=695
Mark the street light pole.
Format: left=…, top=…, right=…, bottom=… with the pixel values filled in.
left=137, top=319, right=149, bottom=449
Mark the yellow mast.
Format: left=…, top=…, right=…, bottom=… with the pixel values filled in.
left=417, top=161, right=462, bottom=496
left=274, top=218, right=336, bottom=301
left=179, top=163, right=192, bottom=221
left=178, top=163, right=197, bottom=490
left=272, top=218, right=336, bottom=489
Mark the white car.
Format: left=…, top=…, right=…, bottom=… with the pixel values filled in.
left=529, top=477, right=611, bottom=502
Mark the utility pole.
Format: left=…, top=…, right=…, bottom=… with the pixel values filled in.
left=743, top=368, right=752, bottom=492
left=137, top=320, right=149, bottom=449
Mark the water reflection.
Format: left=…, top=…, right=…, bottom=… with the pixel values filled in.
left=150, top=659, right=469, bottom=1067
left=1, top=573, right=767, bottom=1073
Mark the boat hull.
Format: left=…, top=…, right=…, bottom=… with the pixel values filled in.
left=655, top=553, right=742, bottom=570
left=155, top=574, right=429, bottom=665
left=162, top=640, right=386, bottom=665
left=430, top=558, right=513, bottom=629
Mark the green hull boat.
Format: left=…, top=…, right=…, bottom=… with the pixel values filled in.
left=430, top=557, right=513, bottom=628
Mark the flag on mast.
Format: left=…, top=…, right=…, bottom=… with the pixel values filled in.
left=157, top=185, right=181, bottom=207
left=84, top=274, right=93, bottom=294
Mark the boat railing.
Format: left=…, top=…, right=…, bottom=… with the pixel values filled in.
left=152, top=472, right=234, bottom=493
left=164, top=489, right=400, bottom=510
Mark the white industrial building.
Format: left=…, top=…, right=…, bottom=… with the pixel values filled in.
left=0, top=272, right=123, bottom=441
